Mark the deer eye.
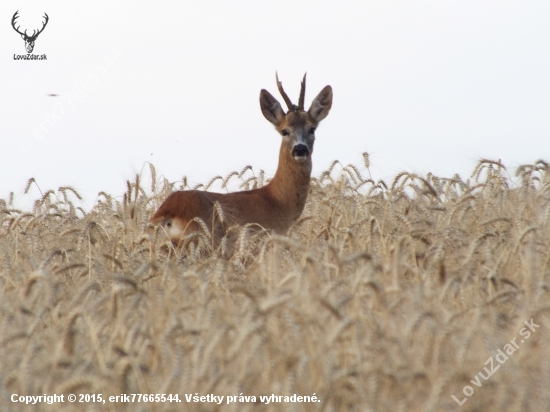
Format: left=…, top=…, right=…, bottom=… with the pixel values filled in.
left=281, top=129, right=289, bottom=136
left=309, top=127, right=316, bottom=135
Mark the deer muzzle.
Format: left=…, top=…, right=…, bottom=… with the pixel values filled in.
left=292, top=144, right=310, bottom=161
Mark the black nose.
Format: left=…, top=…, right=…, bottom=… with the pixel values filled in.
left=292, top=144, right=310, bottom=157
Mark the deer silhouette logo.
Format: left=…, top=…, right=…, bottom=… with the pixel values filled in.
left=11, top=11, right=49, bottom=54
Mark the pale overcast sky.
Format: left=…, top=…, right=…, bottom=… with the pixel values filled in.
left=2, top=1, right=549, bottom=208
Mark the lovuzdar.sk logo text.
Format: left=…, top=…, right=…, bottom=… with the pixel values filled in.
left=12, top=10, right=49, bottom=60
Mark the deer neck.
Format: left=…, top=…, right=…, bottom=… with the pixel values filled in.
left=266, top=144, right=312, bottom=217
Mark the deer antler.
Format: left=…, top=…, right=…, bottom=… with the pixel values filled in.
left=11, top=11, right=49, bottom=39
left=298, top=73, right=307, bottom=110
left=11, top=11, right=26, bottom=36
left=32, top=13, right=49, bottom=39
left=276, top=72, right=295, bottom=112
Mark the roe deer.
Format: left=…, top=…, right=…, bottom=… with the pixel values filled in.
left=150, top=73, right=332, bottom=245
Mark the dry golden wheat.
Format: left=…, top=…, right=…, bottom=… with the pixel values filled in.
left=1, top=158, right=550, bottom=411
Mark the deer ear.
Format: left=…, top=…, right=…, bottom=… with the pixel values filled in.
left=260, top=89, right=285, bottom=126
left=308, top=86, right=333, bottom=122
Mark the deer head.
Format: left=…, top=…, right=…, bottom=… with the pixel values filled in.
left=260, top=73, right=332, bottom=165
left=12, top=11, right=49, bottom=54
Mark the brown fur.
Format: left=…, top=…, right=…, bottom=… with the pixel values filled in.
left=151, top=74, right=333, bottom=245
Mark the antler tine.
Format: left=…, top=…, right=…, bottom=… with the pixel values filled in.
left=275, top=72, right=294, bottom=112
left=36, top=13, right=49, bottom=36
left=11, top=11, right=26, bottom=36
left=298, top=72, right=307, bottom=110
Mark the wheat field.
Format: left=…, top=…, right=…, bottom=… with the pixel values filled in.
left=1, top=157, right=550, bottom=412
